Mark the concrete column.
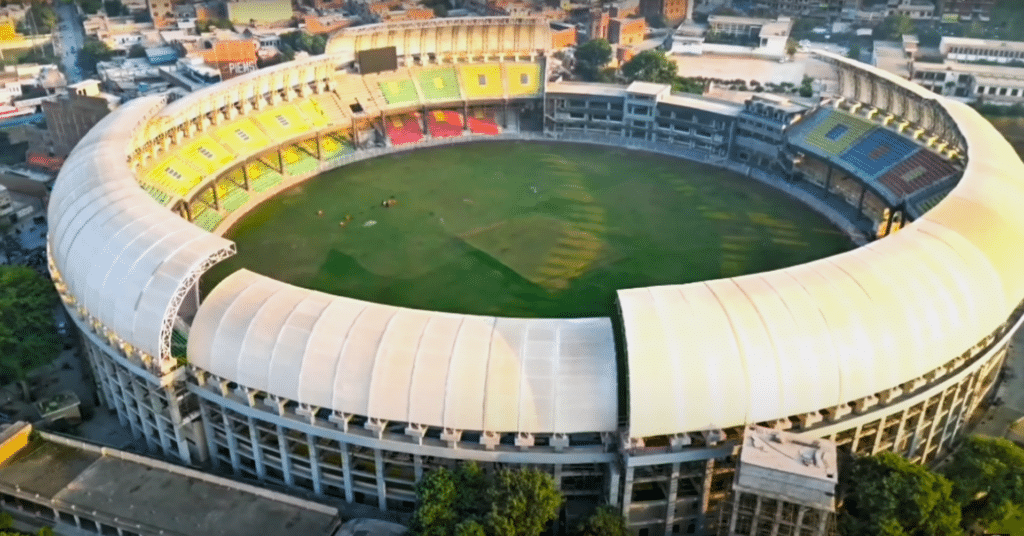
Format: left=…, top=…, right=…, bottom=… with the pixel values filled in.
left=697, top=459, right=715, bottom=533
left=375, top=448, right=387, bottom=511
left=222, top=411, right=240, bottom=474
left=248, top=416, right=266, bottom=479
left=620, top=465, right=634, bottom=517
left=664, top=462, right=680, bottom=533
left=307, top=433, right=322, bottom=495
left=277, top=424, right=294, bottom=487
left=414, top=454, right=423, bottom=481
left=199, top=403, right=219, bottom=470
left=921, top=389, right=949, bottom=462
left=148, top=390, right=172, bottom=455
left=341, top=442, right=354, bottom=503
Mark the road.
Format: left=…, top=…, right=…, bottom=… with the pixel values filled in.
left=52, top=1, right=85, bottom=84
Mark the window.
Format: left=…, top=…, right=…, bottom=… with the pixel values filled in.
left=235, top=128, right=251, bottom=142
left=198, top=147, right=214, bottom=159
left=166, top=167, right=184, bottom=181
left=275, top=114, right=289, bottom=126
left=478, top=74, right=487, bottom=86
left=520, top=73, right=529, bottom=84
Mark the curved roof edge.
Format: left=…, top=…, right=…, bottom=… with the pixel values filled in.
left=47, top=96, right=235, bottom=363
left=619, top=56, right=1024, bottom=439
left=188, top=270, right=619, bottom=435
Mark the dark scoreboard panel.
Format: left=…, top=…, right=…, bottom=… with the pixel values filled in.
left=358, top=46, right=399, bottom=74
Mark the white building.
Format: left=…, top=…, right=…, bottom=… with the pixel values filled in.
left=670, top=16, right=793, bottom=58
left=940, top=36, right=1024, bottom=65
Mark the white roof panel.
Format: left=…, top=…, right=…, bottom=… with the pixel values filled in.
left=189, top=270, right=619, bottom=435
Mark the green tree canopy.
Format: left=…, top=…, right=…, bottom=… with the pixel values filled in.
left=839, top=451, right=961, bottom=536
left=573, top=506, right=628, bottom=536
left=17, top=2, right=57, bottom=35
left=77, top=38, right=114, bottom=74
left=411, top=462, right=563, bottom=536
left=81, top=0, right=103, bottom=15
left=279, top=31, right=327, bottom=55
left=875, top=14, right=915, bottom=41
left=0, top=266, right=60, bottom=382
left=574, top=38, right=612, bottom=81
left=847, top=44, right=862, bottom=60
left=786, top=38, right=798, bottom=57
left=621, top=50, right=677, bottom=84
left=942, top=436, right=1024, bottom=530
left=104, top=0, right=126, bottom=16
left=127, top=43, right=146, bottom=58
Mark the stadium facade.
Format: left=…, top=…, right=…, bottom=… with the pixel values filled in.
left=47, top=17, right=1022, bottom=536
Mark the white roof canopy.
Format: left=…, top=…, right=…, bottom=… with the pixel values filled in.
left=619, top=56, right=1024, bottom=440
left=188, top=270, right=619, bottom=435
left=47, top=97, right=234, bottom=362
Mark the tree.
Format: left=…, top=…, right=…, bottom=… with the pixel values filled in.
left=942, top=436, right=1024, bottom=531
left=574, top=38, right=612, bottom=81
left=16, top=2, right=57, bottom=35
left=127, top=43, right=146, bottom=58
left=77, top=38, right=114, bottom=74
left=483, top=468, right=563, bottom=536
left=839, top=452, right=961, bottom=536
left=81, top=0, right=103, bottom=15
left=847, top=44, right=861, bottom=61
left=573, top=506, right=629, bottom=536
left=621, top=50, right=677, bottom=84
left=875, top=14, right=915, bottom=41
left=104, top=0, right=125, bottom=16
left=799, top=75, right=813, bottom=97
left=279, top=31, right=327, bottom=56
left=411, top=462, right=563, bottom=536
left=786, top=38, right=798, bottom=57
left=0, top=266, right=60, bottom=383
left=644, top=14, right=666, bottom=29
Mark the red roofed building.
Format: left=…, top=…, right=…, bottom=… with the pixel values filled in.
left=203, top=40, right=258, bottom=80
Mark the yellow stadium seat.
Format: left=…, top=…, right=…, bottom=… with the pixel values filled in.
left=214, top=119, right=271, bottom=155
left=459, top=65, right=504, bottom=99
left=180, top=136, right=234, bottom=175
left=142, top=156, right=204, bottom=198
left=297, top=100, right=329, bottom=129
left=505, top=63, right=542, bottom=96
left=253, top=105, right=311, bottom=141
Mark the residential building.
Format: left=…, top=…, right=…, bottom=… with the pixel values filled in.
left=226, top=0, right=294, bottom=26
left=41, top=80, right=119, bottom=157
left=887, top=0, right=936, bottom=20
left=758, top=0, right=843, bottom=18
left=550, top=22, right=577, bottom=49
left=0, top=184, right=12, bottom=222
left=202, top=39, right=258, bottom=80
left=147, top=0, right=178, bottom=29
left=940, top=0, right=993, bottom=21
left=639, top=0, right=691, bottom=25
left=940, top=36, right=1024, bottom=65
left=608, top=17, right=646, bottom=46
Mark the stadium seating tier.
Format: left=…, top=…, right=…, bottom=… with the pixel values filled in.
left=416, top=67, right=462, bottom=102
left=459, top=64, right=504, bottom=99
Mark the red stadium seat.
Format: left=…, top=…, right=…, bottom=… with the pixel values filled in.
left=386, top=113, right=424, bottom=145
left=426, top=110, right=464, bottom=138
left=467, top=108, right=500, bottom=135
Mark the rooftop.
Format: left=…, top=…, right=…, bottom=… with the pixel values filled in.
left=0, top=427, right=340, bottom=536
left=739, top=425, right=838, bottom=484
